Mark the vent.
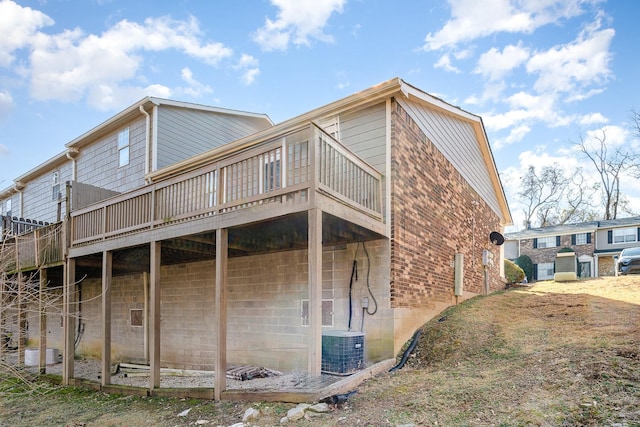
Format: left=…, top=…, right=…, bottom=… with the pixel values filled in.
left=321, top=330, right=365, bottom=375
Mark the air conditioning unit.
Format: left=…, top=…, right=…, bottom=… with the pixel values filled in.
left=321, top=330, right=365, bottom=375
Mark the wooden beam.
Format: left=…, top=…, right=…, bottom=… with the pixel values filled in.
left=62, top=258, right=76, bottom=384
left=101, top=251, right=112, bottom=387
left=38, top=268, right=47, bottom=374
left=0, top=273, right=5, bottom=360
left=308, top=208, right=322, bottom=375
left=214, top=228, right=228, bottom=400
left=149, top=241, right=161, bottom=390
left=17, top=273, right=25, bottom=366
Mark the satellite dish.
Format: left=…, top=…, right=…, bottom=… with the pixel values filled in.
left=489, top=231, right=505, bottom=246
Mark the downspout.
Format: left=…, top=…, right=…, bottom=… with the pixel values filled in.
left=66, top=148, right=79, bottom=181
left=14, top=181, right=25, bottom=218
left=139, top=105, right=151, bottom=181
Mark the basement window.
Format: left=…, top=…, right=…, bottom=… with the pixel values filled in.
left=301, top=299, right=333, bottom=327
left=130, top=309, right=143, bottom=327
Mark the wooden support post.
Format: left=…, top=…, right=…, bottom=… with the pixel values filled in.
left=101, top=250, right=112, bottom=387
left=17, top=273, right=25, bottom=366
left=308, top=208, right=322, bottom=375
left=38, top=268, right=47, bottom=374
left=149, top=241, right=161, bottom=390
left=0, top=273, right=6, bottom=360
left=62, top=258, right=76, bottom=385
left=214, top=228, right=228, bottom=400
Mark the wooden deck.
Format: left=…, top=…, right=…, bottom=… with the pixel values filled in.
left=68, top=123, right=385, bottom=257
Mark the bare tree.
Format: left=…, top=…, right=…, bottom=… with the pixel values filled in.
left=519, top=165, right=570, bottom=228
left=574, top=128, right=636, bottom=220
left=0, top=232, right=62, bottom=396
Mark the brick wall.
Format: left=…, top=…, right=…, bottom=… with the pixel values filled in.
left=517, top=234, right=595, bottom=265
left=390, top=101, right=503, bottom=308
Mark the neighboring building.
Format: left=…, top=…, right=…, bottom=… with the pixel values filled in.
left=0, top=78, right=512, bottom=400
left=505, top=216, right=640, bottom=279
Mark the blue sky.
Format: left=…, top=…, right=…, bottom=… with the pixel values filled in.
left=1, top=0, right=639, bottom=230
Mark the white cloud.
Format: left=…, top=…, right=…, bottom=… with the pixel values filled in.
left=241, top=68, right=260, bottom=86
left=423, top=0, right=593, bottom=51
left=252, top=0, right=346, bottom=51
left=0, top=90, right=15, bottom=121
left=527, top=19, right=614, bottom=97
left=475, top=44, right=530, bottom=81
left=10, top=10, right=232, bottom=106
left=179, top=67, right=213, bottom=97
left=234, top=54, right=260, bottom=86
left=434, top=54, right=460, bottom=73
left=0, top=0, right=53, bottom=67
left=579, top=113, right=608, bottom=125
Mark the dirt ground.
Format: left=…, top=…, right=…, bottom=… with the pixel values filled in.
left=1, top=276, right=639, bottom=426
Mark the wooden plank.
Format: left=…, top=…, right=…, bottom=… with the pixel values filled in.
left=308, top=208, right=322, bottom=376
left=38, top=268, right=47, bottom=374
left=101, top=251, right=112, bottom=387
left=150, top=241, right=161, bottom=390
left=62, top=258, right=76, bottom=384
left=214, top=228, right=228, bottom=400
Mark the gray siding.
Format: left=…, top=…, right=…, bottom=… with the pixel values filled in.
left=398, top=97, right=502, bottom=218
left=335, top=102, right=387, bottom=173
left=155, top=107, right=272, bottom=169
left=76, top=117, right=147, bottom=193
left=21, top=162, right=73, bottom=222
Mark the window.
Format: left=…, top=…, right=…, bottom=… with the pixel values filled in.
left=118, top=127, right=130, bottom=167
left=301, top=299, right=333, bottom=327
left=52, top=170, right=60, bottom=201
left=613, top=227, right=637, bottom=243
left=536, top=236, right=557, bottom=248
left=537, top=262, right=555, bottom=280
left=130, top=309, right=143, bottom=327
left=575, top=233, right=588, bottom=245
left=5, top=199, right=11, bottom=217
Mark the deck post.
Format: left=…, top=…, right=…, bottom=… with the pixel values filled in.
left=214, top=228, right=228, bottom=400
left=149, top=241, right=161, bottom=390
left=17, top=273, right=25, bottom=366
left=62, top=258, right=76, bottom=384
left=0, top=273, right=5, bottom=360
left=101, top=250, right=112, bottom=386
left=38, top=267, right=47, bottom=374
left=308, top=208, right=322, bottom=375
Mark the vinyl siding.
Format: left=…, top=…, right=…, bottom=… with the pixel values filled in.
left=155, top=106, right=272, bottom=169
left=397, top=97, right=502, bottom=218
left=333, top=102, right=387, bottom=173
left=75, top=116, right=147, bottom=193
left=20, top=162, right=73, bottom=222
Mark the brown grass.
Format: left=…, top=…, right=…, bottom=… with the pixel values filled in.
left=1, top=276, right=639, bottom=426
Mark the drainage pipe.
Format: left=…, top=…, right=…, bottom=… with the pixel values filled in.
left=389, top=328, right=422, bottom=372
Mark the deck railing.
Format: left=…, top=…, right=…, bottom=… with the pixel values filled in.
left=0, top=221, right=65, bottom=272
left=70, top=123, right=383, bottom=247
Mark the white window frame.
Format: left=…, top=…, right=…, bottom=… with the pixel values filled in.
left=537, top=262, right=555, bottom=280
left=575, top=233, right=587, bottom=245
left=52, top=170, right=60, bottom=201
left=613, top=227, right=637, bottom=244
left=118, top=127, right=130, bottom=167
left=537, top=236, right=556, bottom=248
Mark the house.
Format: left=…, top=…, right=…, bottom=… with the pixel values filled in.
left=0, top=77, right=512, bottom=400
left=504, top=216, right=640, bottom=279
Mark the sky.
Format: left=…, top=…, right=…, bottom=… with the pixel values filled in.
left=1, top=0, right=639, bottom=231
